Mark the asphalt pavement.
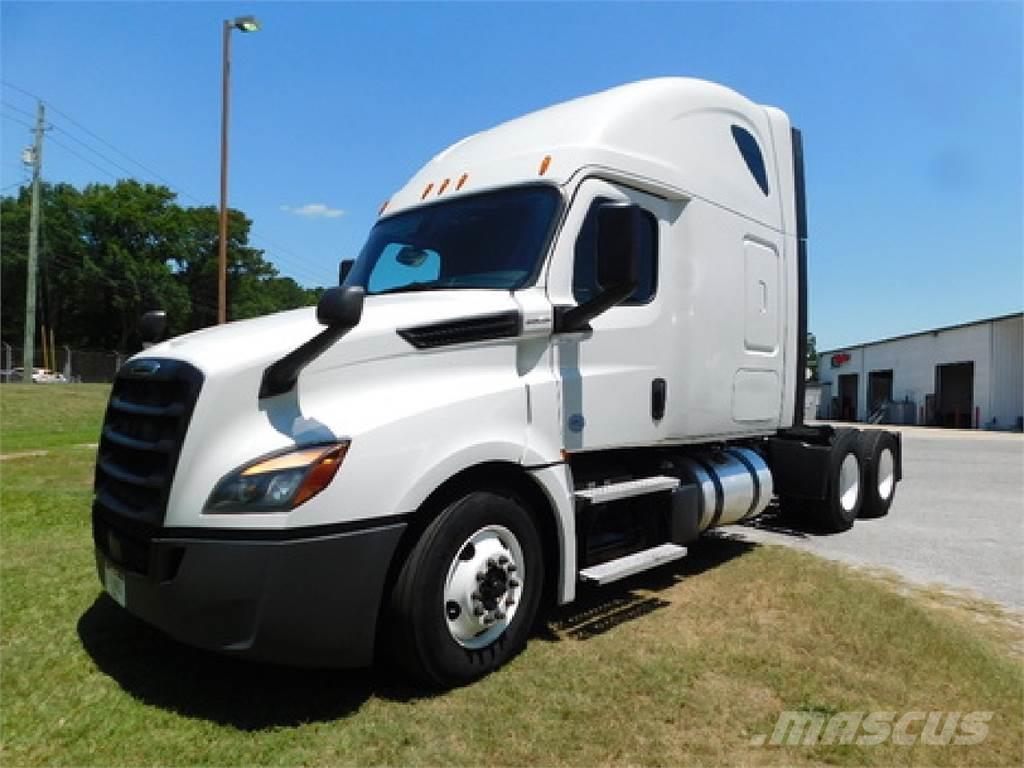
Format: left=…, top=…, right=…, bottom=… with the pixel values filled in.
left=731, top=425, right=1024, bottom=611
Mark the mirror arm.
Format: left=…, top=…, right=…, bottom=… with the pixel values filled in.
left=259, top=323, right=355, bottom=399
left=553, top=281, right=637, bottom=334
left=260, top=285, right=365, bottom=399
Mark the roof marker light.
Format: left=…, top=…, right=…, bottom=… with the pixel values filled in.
left=438, top=178, right=451, bottom=195
left=538, top=155, right=552, bottom=176
left=421, top=183, right=434, bottom=200
left=378, top=199, right=389, bottom=216
left=456, top=173, right=469, bottom=190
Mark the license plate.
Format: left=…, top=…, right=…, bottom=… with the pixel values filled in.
left=104, top=562, right=126, bottom=607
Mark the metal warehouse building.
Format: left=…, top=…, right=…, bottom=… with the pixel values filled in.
left=816, top=312, right=1023, bottom=430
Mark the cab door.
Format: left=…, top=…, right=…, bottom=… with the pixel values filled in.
left=546, top=179, right=675, bottom=451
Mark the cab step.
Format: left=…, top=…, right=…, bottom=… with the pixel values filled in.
left=578, top=543, right=688, bottom=585
left=573, top=475, right=680, bottom=505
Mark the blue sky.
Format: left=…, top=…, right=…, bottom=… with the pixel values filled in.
left=2, top=1, right=1021, bottom=349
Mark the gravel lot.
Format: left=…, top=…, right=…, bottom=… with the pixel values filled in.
left=733, top=425, right=1024, bottom=610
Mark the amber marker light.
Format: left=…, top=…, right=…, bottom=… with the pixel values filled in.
left=456, top=173, right=469, bottom=190
left=538, top=155, right=552, bottom=175
left=421, top=182, right=434, bottom=200
left=438, top=178, right=451, bottom=195
left=292, top=445, right=348, bottom=507
left=378, top=199, right=390, bottom=216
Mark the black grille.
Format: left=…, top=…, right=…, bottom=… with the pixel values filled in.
left=93, top=359, right=203, bottom=529
left=397, top=311, right=521, bottom=349
left=92, top=512, right=152, bottom=574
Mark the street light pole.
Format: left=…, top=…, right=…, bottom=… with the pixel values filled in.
left=217, top=15, right=261, bottom=325
left=218, top=20, right=232, bottom=325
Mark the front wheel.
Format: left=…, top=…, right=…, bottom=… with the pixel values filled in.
left=388, top=491, right=544, bottom=687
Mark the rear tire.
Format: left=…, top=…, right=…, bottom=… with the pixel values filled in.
left=819, top=429, right=863, bottom=532
left=857, top=430, right=898, bottom=518
left=388, top=491, right=544, bottom=688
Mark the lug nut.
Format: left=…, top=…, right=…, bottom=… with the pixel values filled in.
left=471, top=591, right=481, bottom=601
left=498, top=555, right=509, bottom=565
left=473, top=605, right=485, bottom=617
left=508, top=578, right=520, bottom=588
left=475, top=571, right=485, bottom=582
left=487, top=557, right=497, bottom=568
left=506, top=564, right=518, bottom=573
left=505, top=597, right=516, bottom=607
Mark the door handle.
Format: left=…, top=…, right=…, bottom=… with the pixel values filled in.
left=652, top=378, right=667, bottom=421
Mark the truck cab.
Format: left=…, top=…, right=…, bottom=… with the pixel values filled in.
left=92, top=78, right=901, bottom=686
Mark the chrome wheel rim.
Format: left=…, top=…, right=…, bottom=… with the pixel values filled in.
left=838, top=453, right=861, bottom=512
left=443, top=525, right=524, bottom=649
left=877, top=447, right=895, bottom=500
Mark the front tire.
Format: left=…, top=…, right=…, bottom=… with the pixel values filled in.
left=388, top=491, right=544, bottom=687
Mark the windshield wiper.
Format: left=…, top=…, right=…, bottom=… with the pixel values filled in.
left=373, top=281, right=441, bottom=296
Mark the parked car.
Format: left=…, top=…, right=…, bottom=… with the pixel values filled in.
left=7, top=367, right=68, bottom=384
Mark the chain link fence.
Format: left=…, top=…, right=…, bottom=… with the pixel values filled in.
left=0, top=342, right=126, bottom=384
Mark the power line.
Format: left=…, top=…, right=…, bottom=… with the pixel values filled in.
left=6, top=93, right=330, bottom=284
left=40, top=109, right=334, bottom=283
left=46, top=133, right=128, bottom=181
left=0, top=99, right=36, bottom=121
left=4, top=81, right=204, bottom=202
left=42, top=130, right=317, bottom=292
left=3, top=80, right=328, bottom=285
left=1, top=111, right=35, bottom=131
left=48, top=124, right=147, bottom=180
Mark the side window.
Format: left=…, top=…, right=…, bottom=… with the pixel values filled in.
left=367, top=243, right=441, bottom=293
left=573, top=199, right=658, bottom=305
left=731, top=125, right=770, bottom=196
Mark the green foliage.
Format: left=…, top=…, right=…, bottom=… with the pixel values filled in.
left=0, top=181, right=323, bottom=351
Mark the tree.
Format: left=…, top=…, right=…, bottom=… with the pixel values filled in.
left=0, top=180, right=322, bottom=352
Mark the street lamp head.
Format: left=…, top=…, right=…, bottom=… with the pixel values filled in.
left=232, top=15, right=261, bottom=33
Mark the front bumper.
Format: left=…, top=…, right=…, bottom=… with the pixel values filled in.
left=93, top=509, right=406, bottom=668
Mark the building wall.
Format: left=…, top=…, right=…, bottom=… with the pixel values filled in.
left=817, top=317, right=1023, bottom=428
left=804, top=383, right=822, bottom=422
left=991, top=315, right=1024, bottom=429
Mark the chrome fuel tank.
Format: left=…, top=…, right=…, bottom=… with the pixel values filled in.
left=671, top=447, right=773, bottom=531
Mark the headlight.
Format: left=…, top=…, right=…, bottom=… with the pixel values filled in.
left=205, top=442, right=349, bottom=513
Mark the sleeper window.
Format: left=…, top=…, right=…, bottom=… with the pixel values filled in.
left=731, top=125, right=770, bottom=196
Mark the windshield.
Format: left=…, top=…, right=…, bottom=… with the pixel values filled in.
left=347, top=185, right=561, bottom=295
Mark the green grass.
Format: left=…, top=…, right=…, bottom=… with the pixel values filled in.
left=0, top=384, right=110, bottom=452
left=1, top=387, right=1022, bottom=766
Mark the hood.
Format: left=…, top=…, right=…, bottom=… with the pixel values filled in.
left=139, top=289, right=522, bottom=379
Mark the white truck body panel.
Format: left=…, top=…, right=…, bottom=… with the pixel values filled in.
left=92, top=79, right=867, bottom=673
left=118, top=77, right=803, bottom=602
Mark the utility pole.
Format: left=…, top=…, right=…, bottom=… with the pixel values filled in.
left=22, top=101, right=44, bottom=382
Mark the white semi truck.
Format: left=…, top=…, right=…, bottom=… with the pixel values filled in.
left=92, top=78, right=901, bottom=686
